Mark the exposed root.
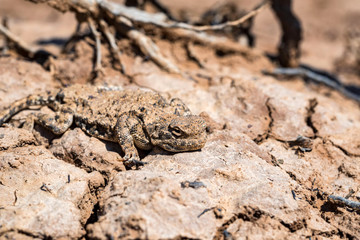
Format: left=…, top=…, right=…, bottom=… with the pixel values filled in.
left=21, top=0, right=269, bottom=77
left=99, top=19, right=126, bottom=73
left=263, top=66, right=360, bottom=102
left=99, top=0, right=268, bottom=32
left=125, top=0, right=176, bottom=21
left=88, top=17, right=104, bottom=76
left=197, top=2, right=256, bottom=48
left=271, top=0, right=302, bottom=67
left=328, top=195, right=360, bottom=211
left=124, top=23, right=181, bottom=74
left=164, top=0, right=268, bottom=32
left=308, top=189, right=360, bottom=238
left=162, top=28, right=261, bottom=60
left=22, top=0, right=182, bottom=75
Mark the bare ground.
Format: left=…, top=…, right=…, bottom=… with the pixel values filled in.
left=0, top=0, right=359, bottom=239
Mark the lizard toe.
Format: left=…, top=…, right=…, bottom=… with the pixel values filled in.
left=124, top=159, right=147, bottom=169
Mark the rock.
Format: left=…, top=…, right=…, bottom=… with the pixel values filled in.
left=312, top=96, right=360, bottom=155
left=86, top=131, right=300, bottom=239
left=0, top=58, right=56, bottom=109
left=0, top=127, right=37, bottom=151
left=168, top=76, right=271, bottom=141
left=50, top=128, right=126, bottom=174
left=0, top=145, right=103, bottom=239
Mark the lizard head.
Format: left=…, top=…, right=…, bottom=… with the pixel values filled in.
left=148, top=115, right=207, bottom=152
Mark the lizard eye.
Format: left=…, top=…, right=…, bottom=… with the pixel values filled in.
left=170, top=127, right=182, bottom=137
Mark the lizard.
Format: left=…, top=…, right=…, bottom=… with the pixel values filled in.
left=0, top=84, right=207, bottom=167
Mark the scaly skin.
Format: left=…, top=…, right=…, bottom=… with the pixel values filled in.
left=0, top=84, right=207, bottom=167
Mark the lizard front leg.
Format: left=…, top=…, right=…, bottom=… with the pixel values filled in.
left=115, top=112, right=147, bottom=168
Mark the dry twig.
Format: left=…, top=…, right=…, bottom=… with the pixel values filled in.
left=99, top=19, right=126, bottom=73
left=88, top=17, right=104, bottom=75
left=127, top=28, right=180, bottom=73
left=117, top=17, right=180, bottom=73
left=263, top=66, right=360, bottom=102
left=329, top=195, right=360, bottom=210
left=163, top=28, right=261, bottom=59
left=167, top=1, right=267, bottom=32
left=99, top=0, right=268, bottom=32
left=22, top=0, right=267, bottom=75
left=24, top=0, right=180, bottom=74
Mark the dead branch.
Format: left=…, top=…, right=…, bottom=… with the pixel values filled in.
left=88, top=17, right=104, bottom=74
left=99, top=0, right=268, bottom=32
left=328, top=195, right=360, bottom=210
left=23, top=0, right=267, bottom=75
left=100, top=0, right=266, bottom=65
left=263, top=66, right=360, bottom=102
left=163, top=28, right=262, bottom=60
left=97, top=0, right=265, bottom=59
left=271, top=0, right=302, bottom=67
left=99, top=19, right=126, bottom=73
left=125, top=0, right=176, bottom=21
left=31, top=0, right=266, bottom=37
left=197, top=2, right=256, bottom=47
left=126, top=27, right=180, bottom=73
left=26, top=0, right=183, bottom=74
left=167, top=1, right=268, bottom=32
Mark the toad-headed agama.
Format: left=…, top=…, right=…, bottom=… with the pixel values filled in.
left=0, top=85, right=207, bottom=167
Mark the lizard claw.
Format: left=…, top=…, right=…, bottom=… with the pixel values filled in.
left=124, top=159, right=147, bottom=169
left=123, top=152, right=146, bottom=169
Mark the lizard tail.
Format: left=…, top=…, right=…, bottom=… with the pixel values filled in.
left=0, top=93, right=56, bottom=126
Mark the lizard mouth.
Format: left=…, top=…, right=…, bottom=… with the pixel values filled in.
left=156, top=132, right=207, bottom=152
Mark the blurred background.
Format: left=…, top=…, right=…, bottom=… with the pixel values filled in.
left=1, top=0, right=359, bottom=71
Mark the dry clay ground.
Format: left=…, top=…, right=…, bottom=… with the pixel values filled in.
left=0, top=0, right=360, bottom=239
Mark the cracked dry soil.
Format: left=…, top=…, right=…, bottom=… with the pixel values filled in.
left=1, top=0, right=360, bottom=239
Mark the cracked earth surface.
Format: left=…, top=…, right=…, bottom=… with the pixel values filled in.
left=0, top=0, right=360, bottom=239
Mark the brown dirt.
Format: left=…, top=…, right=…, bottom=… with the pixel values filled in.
left=0, top=0, right=360, bottom=239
